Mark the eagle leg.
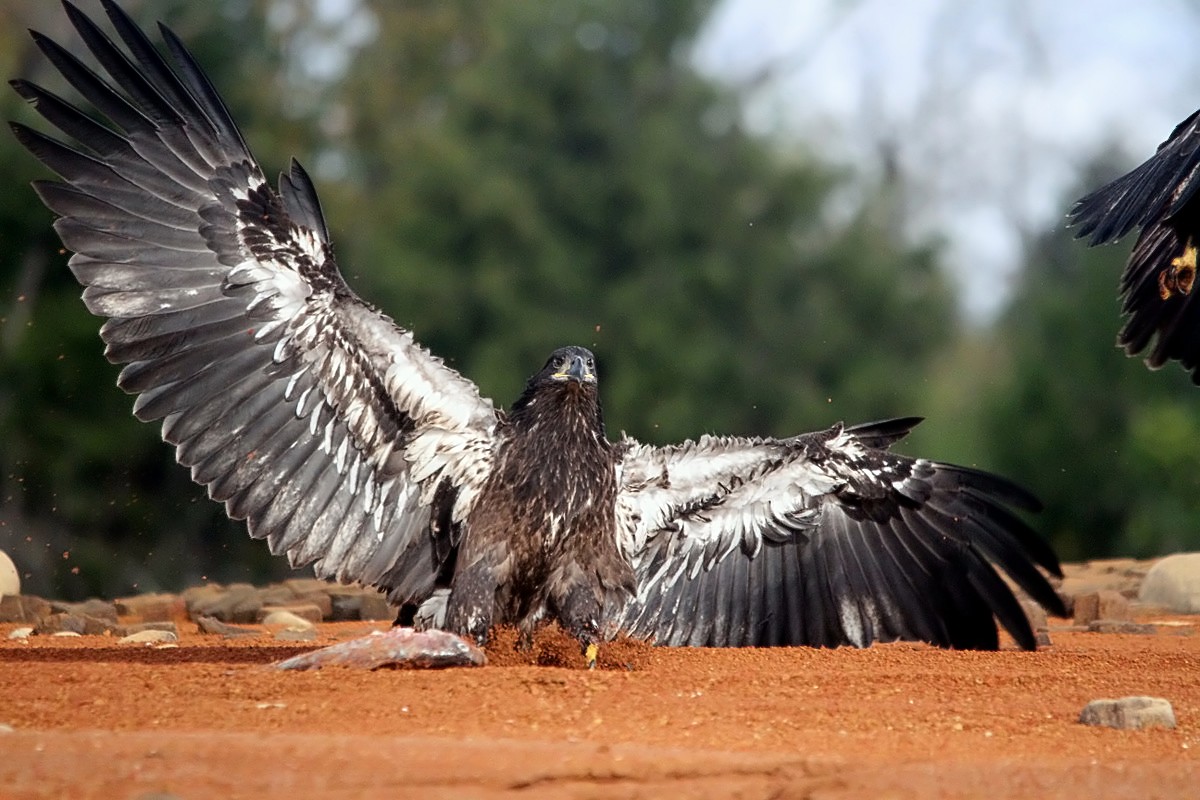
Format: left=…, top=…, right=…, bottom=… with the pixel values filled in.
left=444, top=561, right=500, bottom=646
left=552, top=581, right=604, bottom=669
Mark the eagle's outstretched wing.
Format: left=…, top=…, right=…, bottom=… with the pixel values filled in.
left=1071, top=108, right=1200, bottom=379
left=10, top=0, right=498, bottom=603
left=615, top=418, right=1065, bottom=650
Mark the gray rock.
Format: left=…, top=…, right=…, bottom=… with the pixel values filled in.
left=1139, top=553, right=1200, bottom=613
left=0, top=550, right=19, bottom=599
left=36, top=612, right=117, bottom=636
left=1079, top=696, right=1176, bottom=730
left=1087, top=619, right=1157, bottom=635
left=195, top=614, right=260, bottom=638
left=49, top=598, right=118, bottom=623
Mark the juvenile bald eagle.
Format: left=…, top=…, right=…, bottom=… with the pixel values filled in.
left=1072, top=108, right=1200, bottom=380
left=11, top=0, right=1065, bottom=660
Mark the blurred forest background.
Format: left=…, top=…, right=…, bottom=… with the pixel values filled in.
left=2, top=0, right=1199, bottom=601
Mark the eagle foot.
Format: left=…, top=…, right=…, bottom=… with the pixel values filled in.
left=1160, top=243, right=1198, bottom=299
left=584, top=642, right=599, bottom=670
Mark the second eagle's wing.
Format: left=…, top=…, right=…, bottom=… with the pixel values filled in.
left=1071, top=108, right=1200, bottom=378
left=614, top=418, right=1065, bottom=650
left=10, top=1, right=498, bottom=603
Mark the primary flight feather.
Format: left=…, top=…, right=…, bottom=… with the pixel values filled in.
left=11, top=0, right=1065, bottom=658
left=1072, top=108, right=1200, bottom=379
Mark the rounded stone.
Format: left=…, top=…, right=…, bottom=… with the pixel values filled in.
left=1079, top=696, right=1176, bottom=730
left=1138, top=553, right=1200, bottom=613
left=0, top=550, right=19, bottom=599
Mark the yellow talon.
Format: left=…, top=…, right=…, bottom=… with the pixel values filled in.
left=584, top=643, right=599, bottom=669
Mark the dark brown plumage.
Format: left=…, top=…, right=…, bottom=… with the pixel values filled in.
left=11, top=1, right=1067, bottom=661
left=442, top=346, right=634, bottom=650
left=1072, top=108, right=1200, bottom=379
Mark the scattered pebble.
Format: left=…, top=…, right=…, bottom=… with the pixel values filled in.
left=7, top=627, right=33, bottom=640
left=0, top=723, right=14, bottom=734
left=119, top=629, right=179, bottom=645
left=51, top=631, right=81, bottom=637
left=1079, top=696, right=1176, bottom=730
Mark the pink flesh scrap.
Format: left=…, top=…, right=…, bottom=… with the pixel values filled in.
left=273, top=627, right=486, bottom=670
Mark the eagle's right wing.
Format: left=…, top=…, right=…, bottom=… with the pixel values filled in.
left=10, top=0, right=498, bottom=603
left=614, top=418, right=1065, bottom=650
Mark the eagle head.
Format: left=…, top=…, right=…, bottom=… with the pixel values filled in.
left=541, top=345, right=597, bottom=386
left=510, top=345, right=604, bottom=427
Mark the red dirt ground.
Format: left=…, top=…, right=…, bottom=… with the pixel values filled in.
left=2, top=615, right=1199, bottom=799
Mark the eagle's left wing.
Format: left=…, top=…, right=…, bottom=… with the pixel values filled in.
left=614, top=418, right=1065, bottom=650
left=1071, top=108, right=1200, bottom=379
left=9, top=0, right=500, bottom=605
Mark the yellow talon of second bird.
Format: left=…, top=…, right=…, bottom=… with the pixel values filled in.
left=585, top=643, right=599, bottom=669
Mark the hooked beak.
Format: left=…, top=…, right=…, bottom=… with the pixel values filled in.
left=553, top=355, right=593, bottom=383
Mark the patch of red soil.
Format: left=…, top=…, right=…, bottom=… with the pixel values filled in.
left=482, top=625, right=653, bottom=669
left=2, top=616, right=1199, bottom=799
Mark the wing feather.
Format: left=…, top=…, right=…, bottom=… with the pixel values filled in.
left=13, top=2, right=498, bottom=603
left=616, top=420, right=1065, bottom=650
left=1071, top=107, right=1200, bottom=379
